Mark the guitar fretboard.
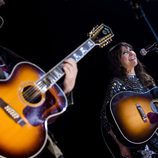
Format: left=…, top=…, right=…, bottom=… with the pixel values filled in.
left=36, top=39, right=95, bottom=92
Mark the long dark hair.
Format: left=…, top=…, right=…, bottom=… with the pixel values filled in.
left=108, top=42, right=155, bottom=88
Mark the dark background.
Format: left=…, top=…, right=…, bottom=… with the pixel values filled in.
left=0, top=0, right=158, bottom=158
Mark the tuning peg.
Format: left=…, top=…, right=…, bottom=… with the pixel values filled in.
left=89, top=25, right=98, bottom=35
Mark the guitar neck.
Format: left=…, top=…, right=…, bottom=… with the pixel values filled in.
left=36, top=38, right=96, bottom=92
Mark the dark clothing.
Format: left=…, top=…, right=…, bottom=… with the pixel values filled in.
left=101, top=75, right=158, bottom=157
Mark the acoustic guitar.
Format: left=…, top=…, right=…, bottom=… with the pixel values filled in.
left=110, top=87, right=158, bottom=145
left=0, top=24, right=114, bottom=158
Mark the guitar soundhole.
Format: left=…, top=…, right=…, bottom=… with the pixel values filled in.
left=151, top=100, right=158, bottom=113
left=22, top=85, right=42, bottom=104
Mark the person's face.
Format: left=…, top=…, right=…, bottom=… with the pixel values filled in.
left=119, top=46, right=138, bottom=71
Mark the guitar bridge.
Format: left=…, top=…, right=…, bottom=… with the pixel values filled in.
left=136, top=104, right=147, bottom=122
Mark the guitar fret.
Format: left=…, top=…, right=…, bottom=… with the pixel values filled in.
left=53, top=69, right=64, bottom=78
left=69, top=39, right=95, bottom=62
left=49, top=70, right=63, bottom=82
left=43, top=78, right=51, bottom=87
left=37, top=68, right=64, bottom=92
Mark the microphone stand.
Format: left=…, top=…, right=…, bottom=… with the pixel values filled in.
left=127, top=0, right=158, bottom=42
left=139, top=4, right=158, bottom=42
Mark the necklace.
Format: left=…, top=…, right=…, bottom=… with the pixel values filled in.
left=124, top=75, right=144, bottom=90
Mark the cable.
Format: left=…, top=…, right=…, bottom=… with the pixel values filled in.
left=0, top=16, right=4, bottom=29
left=139, top=5, right=158, bottom=42
left=100, top=125, right=116, bottom=158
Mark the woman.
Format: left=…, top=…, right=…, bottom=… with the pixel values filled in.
left=100, top=42, right=158, bottom=158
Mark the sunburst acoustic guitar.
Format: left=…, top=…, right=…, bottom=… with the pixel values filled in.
left=110, top=87, right=158, bottom=145
left=0, top=24, right=114, bottom=158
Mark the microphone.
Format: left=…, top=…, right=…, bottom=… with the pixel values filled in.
left=140, top=42, right=158, bottom=56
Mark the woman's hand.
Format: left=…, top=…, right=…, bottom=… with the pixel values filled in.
left=63, top=58, right=78, bottom=94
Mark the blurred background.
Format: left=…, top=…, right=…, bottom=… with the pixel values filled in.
left=0, top=0, right=158, bottom=157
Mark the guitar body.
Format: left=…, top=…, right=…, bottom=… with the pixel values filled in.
left=110, top=87, right=158, bottom=145
left=0, top=61, right=67, bottom=158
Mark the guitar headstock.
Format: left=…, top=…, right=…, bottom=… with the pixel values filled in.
left=89, top=23, right=114, bottom=48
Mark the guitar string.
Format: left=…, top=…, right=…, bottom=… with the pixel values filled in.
left=100, top=125, right=116, bottom=158
left=22, top=84, right=43, bottom=102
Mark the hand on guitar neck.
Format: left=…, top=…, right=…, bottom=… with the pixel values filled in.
left=62, top=58, right=78, bottom=94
